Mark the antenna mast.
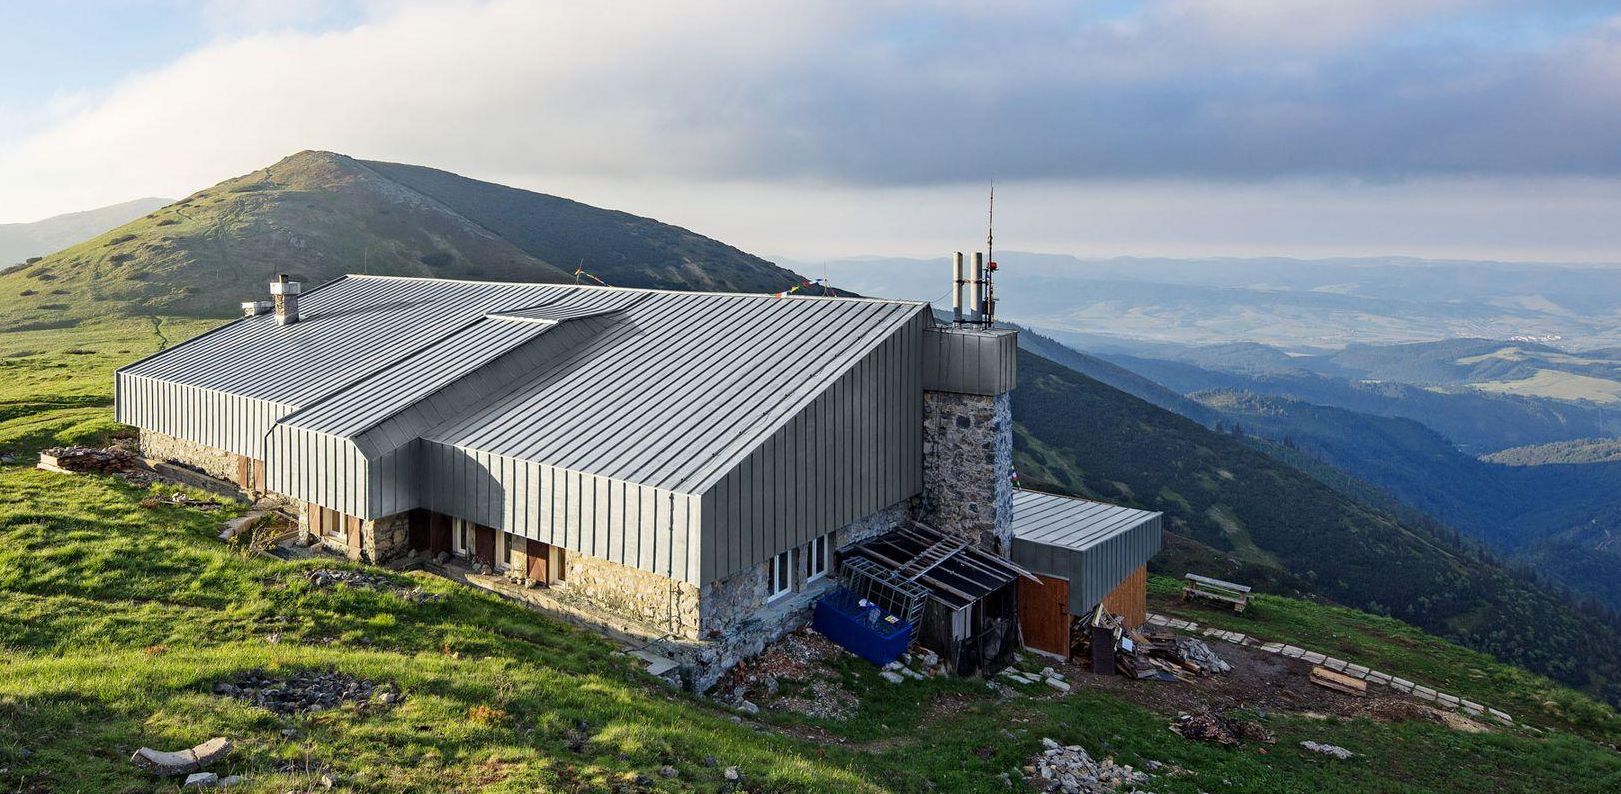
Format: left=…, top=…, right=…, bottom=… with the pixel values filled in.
left=983, top=182, right=997, bottom=325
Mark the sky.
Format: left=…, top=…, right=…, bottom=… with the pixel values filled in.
left=1, top=0, right=1620, bottom=262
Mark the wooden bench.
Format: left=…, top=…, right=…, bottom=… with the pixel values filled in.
left=1182, top=573, right=1251, bottom=612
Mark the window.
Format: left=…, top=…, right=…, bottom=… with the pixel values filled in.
left=769, top=549, right=793, bottom=601
left=321, top=507, right=342, bottom=538
left=806, top=535, right=830, bottom=583
left=451, top=518, right=469, bottom=556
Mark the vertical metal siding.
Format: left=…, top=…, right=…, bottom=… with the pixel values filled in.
left=696, top=312, right=925, bottom=582
left=921, top=326, right=1017, bottom=396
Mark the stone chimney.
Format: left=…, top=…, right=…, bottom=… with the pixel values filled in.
left=919, top=322, right=1018, bottom=555
left=270, top=274, right=301, bottom=325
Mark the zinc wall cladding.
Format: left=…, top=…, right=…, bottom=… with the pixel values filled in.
left=921, top=326, right=1017, bottom=395
left=1009, top=489, right=1164, bottom=613
left=425, top=296, right=931, bottom=585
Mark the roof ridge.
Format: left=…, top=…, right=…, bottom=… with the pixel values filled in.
left=343, top=273, right=930, bottom=307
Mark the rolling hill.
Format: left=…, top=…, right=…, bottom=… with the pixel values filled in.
left=0, top=151, right=805, bottom=331
left=0, top=197, right=171, bottom=269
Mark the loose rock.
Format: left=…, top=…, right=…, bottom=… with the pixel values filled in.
left=215, top=669, right=396, bottom=715
left=1301, top=741, right=1355, bottom=760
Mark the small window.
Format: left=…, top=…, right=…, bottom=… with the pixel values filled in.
left=806, top=535, right=829, bottom=582
left=769, top=549, right=793, bottom=601
left=451, top=518, right=468, bottom=556
left=322, top=507, right=342, bottom=538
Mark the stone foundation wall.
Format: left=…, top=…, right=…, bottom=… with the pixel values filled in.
left=362, top=512, right=412, bottom=565
left=563, top=553, right=702, bottom=639
left=920, top=390, right=1013, bottom=554
left=681, top=502, right=908, bottom=691
left=138, top=429, right=238, bottom=482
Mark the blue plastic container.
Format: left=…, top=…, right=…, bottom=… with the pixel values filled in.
left=811, top=587, right=914, bottom=666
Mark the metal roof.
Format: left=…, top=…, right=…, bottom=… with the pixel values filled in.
left=125, top=274, right=928, bottom=495
left=425, top=287, right=926, bottom=493
left=1010, top=489, right=1163, bottom=613
left=1011, top=489, right=1161, bottom=551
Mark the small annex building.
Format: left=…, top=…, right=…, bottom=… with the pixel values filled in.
left=116, top=272, right=1160, bottom=687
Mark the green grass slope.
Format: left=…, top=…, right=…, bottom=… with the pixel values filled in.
left=362, top=158, right=803, bottom=293
left=0, top=150, right=811, bottom=331
left=1012, top=349, right=1621, bottom=708
left=4, top=407, right=1621, bottom=792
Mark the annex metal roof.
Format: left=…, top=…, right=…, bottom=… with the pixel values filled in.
left=1009, top=489, right=1163, bottom=613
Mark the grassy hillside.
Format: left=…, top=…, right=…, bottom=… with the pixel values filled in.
left=1012, top=350, right=1621, bottom=707
left=4, top=401, right=1621, bottom=791
left=0, top=151, right=809, bottom=331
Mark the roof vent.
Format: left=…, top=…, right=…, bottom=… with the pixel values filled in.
left=241, top=300, right=273, bottom=317
left=269, top=274, right=301, bottom=325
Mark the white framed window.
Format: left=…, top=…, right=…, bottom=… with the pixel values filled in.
left=806, top=535, right=830, bottom=583
left=451, top=518, right=469, bottom=556
left=769, top=549, right=793, bottom=601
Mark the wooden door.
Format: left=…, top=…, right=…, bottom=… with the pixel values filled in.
left=1017, top=574, right=1070, bottom=657
left=428, top=513, right=451, bottom=556
left=345, top=515, right=363, bottom=561
left=526, top=539, right=550, bottom=582
left=474, top=524, right=496, bottom=567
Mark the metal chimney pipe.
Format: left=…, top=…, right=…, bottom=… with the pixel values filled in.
left=951, top=252, right=965, bottom=323
left=970, top=252, right=985, bottom=322
left=270, top=273, right=302, bottom=325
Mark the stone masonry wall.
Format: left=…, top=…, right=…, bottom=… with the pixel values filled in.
left=564, top=553, right=703, bottom=640
left=362, top=512, right=411, bottom=565
left=138, top=429, right=238, bottom=482
left=920, top=390, right=1013, bottom=554
left=685, top=503, right=907, bottom=691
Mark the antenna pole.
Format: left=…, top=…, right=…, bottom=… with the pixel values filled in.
left=984, top=182, right=997, bottom=325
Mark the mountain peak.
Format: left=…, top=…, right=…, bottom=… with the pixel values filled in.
left=1, top=153, right=808, bottom=330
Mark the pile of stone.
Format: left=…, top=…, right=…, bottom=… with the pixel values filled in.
left=879, top=648, right=946, bottom=684
left=303, top=568, right=441, bottom=603
left=39, top=444, right=140, bottom=474
left=213, top=669, right=399, bottom=715
left=712, top=629, right=859, bottom=720
left=1169, top=711, right=1274, bottom=747
left=1024, top=738, right=1152, bottom=793
left=998, top=664, right=1072, bottom=693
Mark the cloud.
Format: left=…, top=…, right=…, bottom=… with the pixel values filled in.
left=1, top=0, right=1619, bottom=258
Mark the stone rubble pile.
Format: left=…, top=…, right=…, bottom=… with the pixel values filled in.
left=303, top=568, right=441, bottom=603
left=1024, top=738, right=1153, bottom=793
left=213, top=669, right=399, bottom=715
left=40, top=444, right=140, bottom=473
left=712, top=629, right=860, bottom=720
left=997, top=663, right=1071, bottom=692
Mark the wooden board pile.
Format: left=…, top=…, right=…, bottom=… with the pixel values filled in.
left=1072, top=606, right=1231, bottom=680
